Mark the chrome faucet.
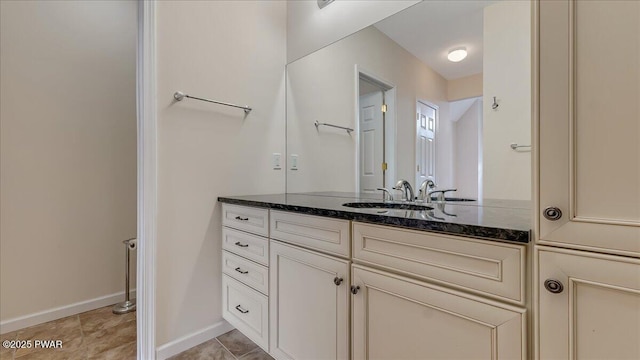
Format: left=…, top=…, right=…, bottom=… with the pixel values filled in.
left=418, top=179, right=436, bottom=202
left=393, top=180, right=414, bottom=201
left=377, top=188, right=394, bottom=202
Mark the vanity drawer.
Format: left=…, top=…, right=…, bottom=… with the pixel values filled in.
left=222, top=227, right=269, bottom=266
left=222, top=204, right=269, bottom=237
left=352, top=222, right=525, bottom=304
left=222, top=275, right=269, bottom=351
left=222, top=250, right=269, bottom=295
left=270, top=210, right=351, bottom=258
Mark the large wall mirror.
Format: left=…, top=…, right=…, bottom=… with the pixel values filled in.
left=286, top=0, right=531, bottom=201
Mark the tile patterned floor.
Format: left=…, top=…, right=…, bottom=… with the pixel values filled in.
left=0, top=305, right=136, bottom=360
left=169, top=329, right=273, bottom=360
left=1, top=306, right=268, bottom=360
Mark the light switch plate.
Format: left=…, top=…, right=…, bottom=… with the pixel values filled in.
left=291, top=154, right=298, bottom=170
left=272, top=153, right=281, bottom=169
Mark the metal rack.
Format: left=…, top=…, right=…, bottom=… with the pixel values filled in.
left=314, top=120, right=353, bottom=134
left=173, top=91, right=252, bottom=114
left=510, top=143, right=531, bottom=151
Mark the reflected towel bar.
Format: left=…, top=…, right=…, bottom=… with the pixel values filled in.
left=173, top=91, right=252, bottom=114
left=314, top=120, right=353, bottom=134
left=510, top=143, right=531, bottom=151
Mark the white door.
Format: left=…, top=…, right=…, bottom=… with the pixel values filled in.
left=352, top=265, right=526, bottom=360
left=359, top=91, right=384, bottom=192
left=537, top=247, right=640, bottom=359
left=269, top=241, right=350, bottom=360
left=538, top=0, right=640, bottom=256
left=416, top=101, right=436, bottom=188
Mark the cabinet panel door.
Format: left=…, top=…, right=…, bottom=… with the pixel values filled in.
left=538, top=0, right=640, bottom=256
left=352, top=265, right=526, bottom=360
left=269, top=241, right=350, bottom=360
left=537, top=247, right=640, bottom=359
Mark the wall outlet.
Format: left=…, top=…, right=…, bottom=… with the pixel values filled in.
left=272, top=153, right=281, bottom=170
left=290, top=154, right=298, bottom=170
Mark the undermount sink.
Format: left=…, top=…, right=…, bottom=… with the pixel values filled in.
left=342, top=202, right=434, bottom=211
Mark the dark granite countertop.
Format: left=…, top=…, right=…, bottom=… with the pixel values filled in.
left=218, top=192, right=531, bottom=244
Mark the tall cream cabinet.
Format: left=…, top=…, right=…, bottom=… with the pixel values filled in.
left=537, top=0, right=640, bottom=358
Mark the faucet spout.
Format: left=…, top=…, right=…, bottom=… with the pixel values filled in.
left=393, top=180, right=414, bottom=202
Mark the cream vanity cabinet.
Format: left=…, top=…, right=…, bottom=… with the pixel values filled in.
left=269, top=211, right=351, bottom=360
left=537, top=0, right=640, bottom=358
left=351, top=223, right=527, bottom=359
left=220, top=203, right=528, bottom=359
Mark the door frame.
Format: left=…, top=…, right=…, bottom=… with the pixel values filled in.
left=137, top=0, right=157, bottom=358
left=354, top=65, right=396, bottom=193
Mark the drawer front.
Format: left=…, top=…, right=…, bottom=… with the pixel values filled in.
left=223, top=250, right=269, bottom=295
left=222, top=275, right=269, bottom=352
left=222, top=204, right=269, bottom=237
left=222, top=227, right=269, bottom=266
left=270, top=210, right=350, bottom=258
left=352, top=222, right=525, bottom=304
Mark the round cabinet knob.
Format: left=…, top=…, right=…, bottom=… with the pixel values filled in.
left=350, top=285, right=360, bottom=295
left=333, top=277, right=344, bottom=286
left=544, top=279, right=564, bottom=294
left=543, top=207, right=562, bottom=221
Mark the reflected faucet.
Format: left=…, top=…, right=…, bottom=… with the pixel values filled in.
left=418, top=179, right=436, bottom=202
left=393, top=180, right=414, bottom=201
left=377, top=188, right=394, bottom=202
left=428, top=188, right=458, bottom=202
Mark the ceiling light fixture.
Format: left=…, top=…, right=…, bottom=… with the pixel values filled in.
left=317, top=0, right=335, bottom=9
left=447, top=47, right=468, bottom=62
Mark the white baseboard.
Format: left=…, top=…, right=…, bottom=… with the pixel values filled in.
left=156, top=320, right=234, bottom=360
left=0, top=290, right=136, bottom=334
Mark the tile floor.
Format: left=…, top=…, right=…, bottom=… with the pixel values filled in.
left=169, top=329, right=273, bottom=360
left=1, top=305, right=270, bottom=360
left=1, top=305, right=136, bottom=360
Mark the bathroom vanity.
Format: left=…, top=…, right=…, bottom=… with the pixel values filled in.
left=218, top=193, right=530, bottom=359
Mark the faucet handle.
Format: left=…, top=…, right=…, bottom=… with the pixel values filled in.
left=429, top=188, right=458, bottom=202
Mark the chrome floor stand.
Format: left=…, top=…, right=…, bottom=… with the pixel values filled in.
left=113, top=238, right=137, bottom=315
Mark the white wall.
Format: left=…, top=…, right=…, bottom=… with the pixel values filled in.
left=286, top=26, right=451, bottom=193
left=287, top=0, right=420, bottom=63
left=155, top=0, right=286, bottom=346
left=482, top=1, right=531, bottom=200
left=454, top=99, right=482, bottom=199
left=448, top=73, right=483, bottom=102
left=0, top=1, right=137, bottom=323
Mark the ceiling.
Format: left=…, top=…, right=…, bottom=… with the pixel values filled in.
left=374, top=0, right=496, bottom=80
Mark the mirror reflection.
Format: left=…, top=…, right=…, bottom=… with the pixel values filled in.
left=286, top=0, right=531, bottom=201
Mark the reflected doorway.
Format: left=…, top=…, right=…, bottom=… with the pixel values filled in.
left=357, top=71, right=395, bottom=193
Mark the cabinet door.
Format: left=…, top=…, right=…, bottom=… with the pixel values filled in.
left=537, top=247, right=640, bottom=359
left=352, top=265, right=526, bottom=360
left=269, top=241, right=350, bottom=360
left=538, top=0, right=640, bottom=256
